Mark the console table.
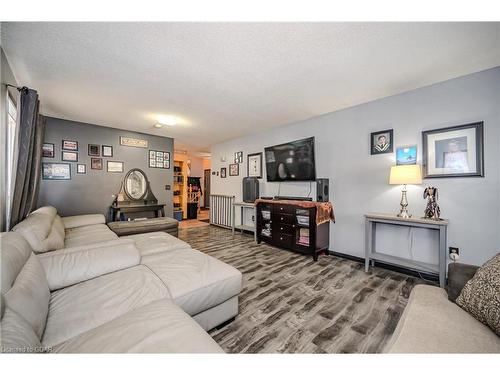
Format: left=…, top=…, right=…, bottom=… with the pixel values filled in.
left=256, top=200, right=333, bottom=261
left=364, top=213, right=449, bottom=287
left=110, top=203, right=166, bottom=222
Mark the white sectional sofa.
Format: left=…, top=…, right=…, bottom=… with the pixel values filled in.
left=1, top=206, right=242, bottom=353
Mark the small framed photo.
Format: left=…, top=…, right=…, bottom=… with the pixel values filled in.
left=234, top=151, right=243, bottom=163
left=163, top=160, right=170, bottom=169
left=229, top=163, right=239, bottom=176
left=247, top=152, right=262, bottom=178
left=62, top=151, right=78, bottom=162
left=42, top=163, right=71, bottom=180
left=164, top=152, right=170, bottom=161
left=156, top=161, right=163, bottom=168
left=62, top=140, right=78, bottom=151
left=91, top=157, right=103, bottom=170
left=371, top=129, right=393, bottom=155
left=107, top=161, right=124, bottom=173
left=396, top=146, right=417, bottom=165
left=88, top=144, right=100, bottom=156
left=149, top=150, right=156, bottom=159
left=149, top=158, right=156, bottom=168
left=422, top=122, right=484, bottom=178
left=102, top=145, right=113, bottom=157
left=42, top=143, right=55, bottom=158
left=221, top=167, right=227, bottom=178
left=77, top=164, right=86, bottom=174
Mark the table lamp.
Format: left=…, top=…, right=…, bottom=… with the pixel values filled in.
left=389, top=165, right=422, bottom=218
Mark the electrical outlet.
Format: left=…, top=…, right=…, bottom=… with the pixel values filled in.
left=449, top=247, right=459, bottom=256
left=165, top=185, right=171, bottom=190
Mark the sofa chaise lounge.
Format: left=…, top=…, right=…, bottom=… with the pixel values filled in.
left=1, top=206, right=242, bottom=353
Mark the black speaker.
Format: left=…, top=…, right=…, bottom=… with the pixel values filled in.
left=316, top=178, right=329, bottom=202
left=243, top=177, right=260, bottom=203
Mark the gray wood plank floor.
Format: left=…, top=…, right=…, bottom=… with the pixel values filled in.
left=179, top=225, right=429, bottom=353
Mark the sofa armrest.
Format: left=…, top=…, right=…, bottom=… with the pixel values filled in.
left=446, top=262, right=480, bottom=302
left=62, top=214, right=106, bottom=229
left=37, top=239, right=141, bottom=291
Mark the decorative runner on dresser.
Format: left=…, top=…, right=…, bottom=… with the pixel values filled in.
left=179, top=225, right=429, bottom=353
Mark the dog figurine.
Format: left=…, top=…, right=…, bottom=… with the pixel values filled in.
left=423, top=186, right=441, bottom=220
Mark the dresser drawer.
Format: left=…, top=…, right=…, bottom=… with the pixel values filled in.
left=272, top=222, right=295, bottom=235
left=275, top=213, right=294, bottom=225
left=273, top=204, right=296, bottom=215
left=272, top=233, right=293, bottom=248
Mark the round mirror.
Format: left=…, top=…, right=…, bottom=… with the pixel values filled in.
left=124, top=169, right=147, bottom=200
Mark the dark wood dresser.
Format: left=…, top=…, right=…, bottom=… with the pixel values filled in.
left=256, top=200, right=331, bottom=260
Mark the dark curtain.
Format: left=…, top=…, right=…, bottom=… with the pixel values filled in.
left=9, top=87, right=45, bottom=228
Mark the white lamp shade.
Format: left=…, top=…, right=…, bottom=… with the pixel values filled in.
left=389, top=165, right=422, bottom=185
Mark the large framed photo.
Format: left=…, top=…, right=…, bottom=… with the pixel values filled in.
left=370, top=129, right=393, bottom=155
left=62, top=140, right=78, bottom=151
left=422, top=122, right=484, bottom=178
left=42, top=163, right=71, bottom=180
left=247, top=152, right=262, bottom=178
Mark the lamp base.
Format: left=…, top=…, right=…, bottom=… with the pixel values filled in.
left=397, top=184, right=412, bottom=218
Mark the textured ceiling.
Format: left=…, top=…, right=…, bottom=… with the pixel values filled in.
left=2, top=22, right=499, bottom=153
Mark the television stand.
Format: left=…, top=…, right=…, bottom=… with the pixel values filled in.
left=256, top=199, right=330, bottom=261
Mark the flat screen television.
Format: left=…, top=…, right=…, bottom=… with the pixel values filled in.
left=264, top=137, right=316, bottom=181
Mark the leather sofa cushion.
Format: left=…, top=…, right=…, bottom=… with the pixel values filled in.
left=64, top=224, right=118, bottom=248
left=4, top=253, right=50, bottom=339
left=143, top=247, right=242, bottom=316
left=1, top=307, right=45, bottom=353
left=123, top=232, right=191, bottom=257
left=42, top=265, right=171, bottom=347
left=52, top=299, right=223, bottom=353
left=12, top=206, right=64, bottom=253
left=62, top=214, right=106, bottom=229
left=107, top=217, right=178, bottom=236
left=1, top=232, right=32, bottom=294
left=385, top=285, right=500, bottom=353
left=37, top=239, right=141, bottom=291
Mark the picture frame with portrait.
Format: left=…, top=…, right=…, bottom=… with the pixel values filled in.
left=220, top=167, right=227, bottom=178
left=247, top=152, right=262, bottom=178
left=229, top=163, right=239, bottom=176
left=422, top=122, right=484, bottom=178
left=370, top=129, right=393, bottom=155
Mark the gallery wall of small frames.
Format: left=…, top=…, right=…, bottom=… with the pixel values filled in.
left=41, top=136, right=170, bottom=180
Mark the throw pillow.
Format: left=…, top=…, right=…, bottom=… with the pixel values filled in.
left=456, top=253, right=500, bottom=335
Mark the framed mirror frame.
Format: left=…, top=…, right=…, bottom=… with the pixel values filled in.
left=124, top=168, right=149, bottom=201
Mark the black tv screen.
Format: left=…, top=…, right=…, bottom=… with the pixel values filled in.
left=265, top=137, right=316, bottom=182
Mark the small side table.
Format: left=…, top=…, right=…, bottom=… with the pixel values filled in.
left=365, top=213, right=449, bottom=288
left=232, top=201, right=257, bottom=242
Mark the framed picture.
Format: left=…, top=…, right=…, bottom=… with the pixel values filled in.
left=370, top=129, right=393, bottom=155
left=62, top=151, right=78, bottom=162
left=220, top=167, right=227, bottom=178
left=42, top=143, right=55, bottom=158
left=102, top=145, right=113, bottom=157
left=42, top=163, right=71, bottom=180
left=91, top=157, right=103, bottom=170
left=88, top=144, right=100, bottom=156
left=107, top=161, right=124, bottom=173
left=234, top=151, right=243, bottom=164
left=422, top=122, right=484, bottom=178
left=229, top=163, right=239, bottom=176
left=77, top=164, right=86, bottom=174
left=120, top=136, right=148, bottom=148
left=62, top=140, right=78, bottom=151
left=247, top=152, right=262, bottom=178
left=149, top=150, right=170, bottom=169
left=396, top=145, right=417, bottom=165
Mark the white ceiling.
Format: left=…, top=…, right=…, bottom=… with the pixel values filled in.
left=2, top=22, right=499, bottom=153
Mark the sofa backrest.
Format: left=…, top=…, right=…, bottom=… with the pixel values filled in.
left=1, top=232, right=50, bottom=348
left=12, top=206, right=65, bottom=254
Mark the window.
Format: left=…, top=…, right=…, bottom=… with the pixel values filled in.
left=6, top=92, right=18, bottom=229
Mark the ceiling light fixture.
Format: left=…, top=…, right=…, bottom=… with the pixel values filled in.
left=157, top=115, right=178, bottom=126
left=153, top=123, right=163, bottom=129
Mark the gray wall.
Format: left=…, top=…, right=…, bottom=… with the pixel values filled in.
left=211, top=67, right=500, bottom=267
left=1, top=47, right=18, bottom=231
left=38, top=117, right=174, bottom=219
